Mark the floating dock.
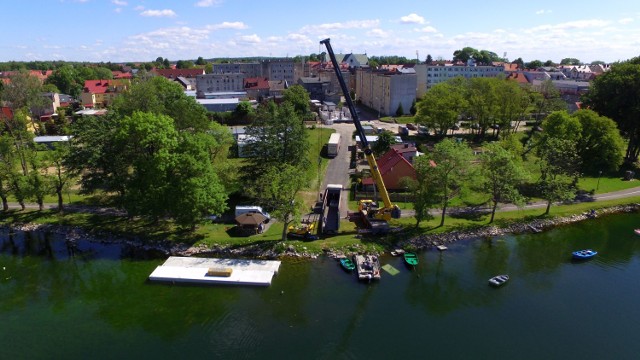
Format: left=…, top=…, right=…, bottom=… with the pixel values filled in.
left=148, top=256, right=281, bottom=286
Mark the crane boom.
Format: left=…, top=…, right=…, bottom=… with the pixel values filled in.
left=320, top=38, right=400, bottom=220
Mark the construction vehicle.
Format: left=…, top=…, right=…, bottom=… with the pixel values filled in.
left=320, top=38, right=401, bottom=230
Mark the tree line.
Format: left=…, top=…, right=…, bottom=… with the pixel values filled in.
left=415, top=76, right=566, bottom=139
left=405, top=108, right=624, bottom=227
left=1, top=71, right=314, bottom=236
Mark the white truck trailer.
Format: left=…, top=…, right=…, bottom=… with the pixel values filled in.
left=327, top=133, right=341, bottom=158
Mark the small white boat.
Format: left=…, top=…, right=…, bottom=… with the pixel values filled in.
left=634, top=229, right=640, bottom=236
left=488, top=275, right=509, bottom=287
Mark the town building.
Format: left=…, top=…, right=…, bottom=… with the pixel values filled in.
left=212, top=62, right=262, bottom=78
left=81, top=79, right=130, bottom=108
left=196, top=73, right=245, bottom=98
left=243, top=77, right=270, bottom=101
left=262, top=59, right=295, bottom=85
left=355, top=68, right=416, bottom=116
left=415, top=63, right=504, bottom=97
left=362, top=148, right=417, bottom=191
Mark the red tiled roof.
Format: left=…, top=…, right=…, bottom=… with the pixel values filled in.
left=83, top=79, right=129, bottom=94
left=244, top=77, right=270, bottom=90
left=112, top=71, right=133, bottom=79
left=1, top=106, right=13, bottom=120
left=507, top=71, right=529, bottom=84
left=362, top=148, right=416, bottom=186
left=153, top=68, right=204, bottom=78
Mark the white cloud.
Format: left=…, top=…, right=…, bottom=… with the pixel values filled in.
left=239, top=34, right=261, bottom=43
left=535, top=9, right=552, bottom=15
left=416, top=26, right=437, bottom=33
left=127, top=26, right=209, bottom=50
left=206, top=21, right=248, bottom=30
left=134, top=5, right=144, bottom=11
left=526, top=19, right=610, bottom=33
left=400, top=13, right=424, bottom=24
left=300, top=20, right=380, bottom=34
left=619, top=18, right=634, bottom=24
left=140, top=9, right=177, bottom=17
left=368, top=28, right=389, bottom=38
left=112, top=0, right=127, bottom=6
left=114, top=8, right=122, bottom=13
left=195, top=0, right=222, bottom=7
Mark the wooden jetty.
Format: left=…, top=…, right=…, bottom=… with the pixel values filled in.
left=354, top=255, right=381, bottom=281
left=148, top=256, right=281, bottom=286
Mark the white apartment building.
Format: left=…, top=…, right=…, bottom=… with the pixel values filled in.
left=415, top=63, right=505, bottom=97
left=356, top=69, right=417, bottom=117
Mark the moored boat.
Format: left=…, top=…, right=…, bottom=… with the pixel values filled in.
left=572, top=249, right=597, bottom=260
left=488, top=275, right=509, bottom=287
left=354, top=255, right=381, bottom=281
left=404, top=252, right=419, bottom=266
left=339, top=257, right=355, bottom=271
left=634, top=229, right=640, bottom=236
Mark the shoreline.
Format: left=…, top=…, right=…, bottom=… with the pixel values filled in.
left=2, top=203, right=639, bottom=260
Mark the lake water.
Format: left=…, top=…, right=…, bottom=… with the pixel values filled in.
left=1, top=213, right=640, bottom=359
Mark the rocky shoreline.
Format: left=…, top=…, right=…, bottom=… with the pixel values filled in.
left=2, top=203, right=639, bottom=260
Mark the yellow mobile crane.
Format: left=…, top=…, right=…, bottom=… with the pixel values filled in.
left=320, top=38, right=401, bottom=225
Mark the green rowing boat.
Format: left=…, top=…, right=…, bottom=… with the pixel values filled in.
left=404, top=252, right=419, bottom=266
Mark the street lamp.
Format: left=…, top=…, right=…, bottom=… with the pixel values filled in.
left=596, top=170, right=602, bottom=191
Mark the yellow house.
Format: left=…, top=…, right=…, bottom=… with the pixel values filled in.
left=81, top=79, right=130, bottom=108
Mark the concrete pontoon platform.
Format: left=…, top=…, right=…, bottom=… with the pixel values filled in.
left=148, top=256, right=281, bottom=286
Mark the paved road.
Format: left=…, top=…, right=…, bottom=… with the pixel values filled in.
left=400, top=185, right=640, bottom=217
left=319, top=122, right=357, bottom=215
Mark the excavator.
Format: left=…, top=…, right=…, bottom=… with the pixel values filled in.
left=320, top=38, right=401, bottom=229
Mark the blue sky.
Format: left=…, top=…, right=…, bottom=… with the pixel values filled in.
left=1, top=0, right=639, bottom=63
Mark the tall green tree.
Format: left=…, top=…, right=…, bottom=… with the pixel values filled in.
left=537, top=138, right=581, bottom=214
left=425, top=54, right=433, bottom=64
left=560, top=58, right=581, bottom=65
left=1, top=71, right=48, bottom=112
left=0, top=135, right=14, bottom=211
left=453, top=47, right=478, bottom=63
left=537, top=110, right=624, bottom=175
left=27, top=150, right=49, bottom=211
left=582, top=57, right=640, bottom=163
left=415, top=81, right=467, bottom=136
left=110, top=76, right=209, bottom=131
left=282, top=84, right=311, bottom=119
left=243, top=101, right=309, bottom=173
left=109, top=112, right=227, bottom=226
left=255, top=163, right=310, bottom=241
left=44, top=143, right=74, bottom=213
left=513, top=58, right=525, bottom=69
left=46, top=65, right=82, bottom=97
left=372, top=131, right=397, bottom=157
left=479, top=142, right=528, bottom=223
left=494, top=78, right=531, bottom=136
left=572, top=109, right=624, bottom=174
left=405, top=156, right=437, bottom=226
left=525, top=60, right=543, bottom=69
left=422, top=138, right=473, bottom=227
left=466, top=77, right=499, bottom=137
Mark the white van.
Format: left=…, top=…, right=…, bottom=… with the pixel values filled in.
left=235, top=205, right=271, bottom=221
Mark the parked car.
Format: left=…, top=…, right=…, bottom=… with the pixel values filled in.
left=406, top=123, right=417, bottom=130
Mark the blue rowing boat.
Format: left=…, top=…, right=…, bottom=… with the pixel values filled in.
left=572, top=249, right=597, bottom=260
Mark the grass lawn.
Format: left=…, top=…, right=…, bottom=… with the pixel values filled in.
left=4, top=194, right=637, bottom=257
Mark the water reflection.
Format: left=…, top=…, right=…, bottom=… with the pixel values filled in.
left=1, top=212, right=640, bottom=359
